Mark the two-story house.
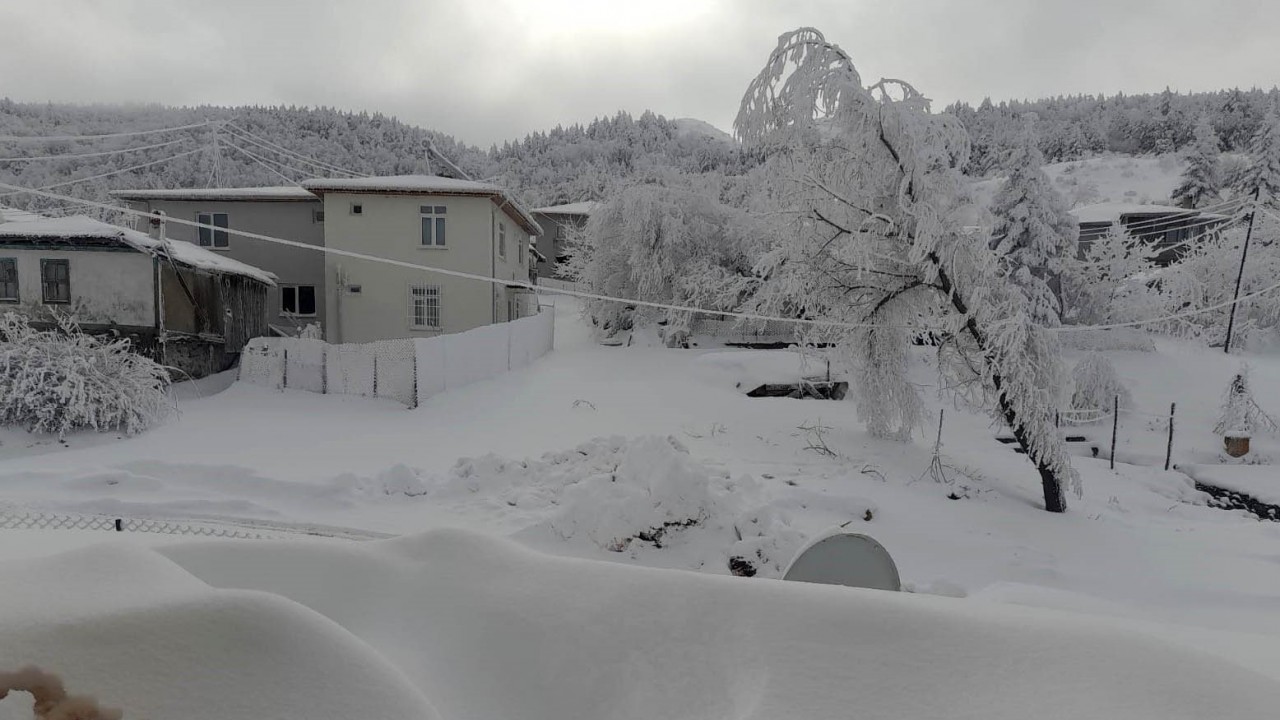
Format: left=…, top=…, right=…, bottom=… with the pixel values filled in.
left=300, top=176, right=542, bottom=344
left=111, top=186, right=325, bottom=335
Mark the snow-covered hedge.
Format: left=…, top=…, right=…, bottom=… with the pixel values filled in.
left=0, top=313, right=172, bottom=437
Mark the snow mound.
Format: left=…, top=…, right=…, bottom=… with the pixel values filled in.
left=440, top=436, right=805, bottom=577
left=0, top=543, right=439, bottom=720
left=692, top=349, right=832, bottom=392
left=157, top=529, right=1280, bottom=720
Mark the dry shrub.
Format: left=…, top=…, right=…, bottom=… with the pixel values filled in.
left=0, top=666, right=123, bottom=720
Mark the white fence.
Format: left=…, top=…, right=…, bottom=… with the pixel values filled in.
left=240, top=310, right=555, bottom=407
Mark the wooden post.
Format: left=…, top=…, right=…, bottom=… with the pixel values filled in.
left=1109, top=395, right=1119, bottom=471
left=1224, top=187, right=1261, bottom=354
left=320, top=345, right=328, bottom=395
left=372, top=353, right=379, bottom=398
left=411, top=350, right=419, bottom=409
left=281, top=347, right=288, bottom=391
left=1164, top=402, right=1176, bottom=471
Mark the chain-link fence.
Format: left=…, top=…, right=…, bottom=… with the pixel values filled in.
left=0, top=507, right=394, bottom=541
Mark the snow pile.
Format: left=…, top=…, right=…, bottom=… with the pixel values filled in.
left=155, top=529, right=1280, bottom=720
left=441, top=436, right=805, bottom=577
left=0, top=543, right=440, bottom=720
left=691, top=349, right=831, bottom=392
left=0, top=314, right=171, bottom=438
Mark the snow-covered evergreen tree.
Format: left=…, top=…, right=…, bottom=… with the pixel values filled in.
left=1242, top=105, right=1280, bottom=206
left=1060, top=223, right=1156, bottom=324
left=1068, top=353, right=1131, bottom=420
left=1171, top=114, right=1222, bottom=209
left=1213, top=366, right=1277, bottom=437
left=989, top=116, right=1078, bottom=326
left=736, top=27, right=1077, bottom=512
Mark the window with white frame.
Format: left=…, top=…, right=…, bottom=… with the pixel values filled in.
left=420, top=205, right=446, bottom=247
left=196, top=212, right=229, bottom=248
left=0, top=258, right=17, bottom=302
left=498, top=222, right=507, bottom=259
left=410, top=284, right=441, bottom=329
left=281, top=285, right=317, bottom=317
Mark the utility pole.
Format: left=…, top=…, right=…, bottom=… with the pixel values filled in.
left=1224, top=187, right=1261, bottom=354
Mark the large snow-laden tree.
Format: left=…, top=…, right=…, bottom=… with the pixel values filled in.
left=735, top=27, right=1077, bottom=512
left=571, top=177, right=770, bottom=346
left=1171, top=114, right=1222, bottom=209
left=989, top=116, right=1078, bottom=326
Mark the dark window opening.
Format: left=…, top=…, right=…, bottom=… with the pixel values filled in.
left=40, top=259, right=70, bottom=304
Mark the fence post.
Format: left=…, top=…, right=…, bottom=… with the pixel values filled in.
left=281, top=347, right=288, bottom=391
left=1109, top=395, right=1119, bottom=471
left=321, top=345, right=328, bottom=394
left=412, top=342, right=419, bottom=409
left=1165, top=402, right=1176, bottom=471
left=372, top=353, right=379, bottom=398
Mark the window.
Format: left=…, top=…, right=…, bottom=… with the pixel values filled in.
left=196, top=212, right=229, bottom=248
left=420, top=205, right=446, bottom=247
left=281, top=285, right=317, bottom=317
left=0, top=258, right=17, bottom=302
left=350, top=203, right=363, bottom=216
left=498, top=222, right=507, bottom=259
left=40, top=259, right=70, bottom=304
left=410, top=285, right=441, bottom=329
left=312, top=209, right=325, bottom=224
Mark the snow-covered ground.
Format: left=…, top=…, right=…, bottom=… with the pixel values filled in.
left=3, top=299, right=1280, bottom=717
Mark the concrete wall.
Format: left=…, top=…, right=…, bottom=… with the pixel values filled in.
left=320, top=193, right=532, bottom=343
left=0, top=247, right=153, bottom=327
left=123, top=198, right=325, bottom=333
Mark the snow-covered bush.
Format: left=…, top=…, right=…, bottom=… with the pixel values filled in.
left=1061, top=223, right=1157, bottom=325
left=0, top=313, right=172, bottom=437
left=1213, top=366, right=1277, bottom=438
left=1068, top=352, right=1131, bottom=421
left=0, top=666, right=122, bottom=720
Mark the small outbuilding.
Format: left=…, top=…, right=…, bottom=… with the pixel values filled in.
left=0, top=214, right=275, bottom=378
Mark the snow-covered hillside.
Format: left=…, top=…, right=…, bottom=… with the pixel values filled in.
left=973, top=153, right=1188, bottom=209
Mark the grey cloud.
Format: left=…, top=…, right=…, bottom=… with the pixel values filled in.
left=1, top=0, right=1276, bottom=147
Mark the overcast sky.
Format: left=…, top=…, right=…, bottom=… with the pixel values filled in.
left=2, top=0, right=1277, bottom=147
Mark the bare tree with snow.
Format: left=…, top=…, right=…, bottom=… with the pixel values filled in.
left=1060, top=223, right=1157, bottom=325
left=1069, top=353, right=1131, bottom=420
left=735, top=27, right=1077, bottom=512
left=1171, top=114, right=1223, bottom=209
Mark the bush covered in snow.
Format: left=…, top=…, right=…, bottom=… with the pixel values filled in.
left=0, top=313, right=172, bottom=437
left=1068, top=352, right=1131, bottom=421
left=437, top=435, right=806, bottom=577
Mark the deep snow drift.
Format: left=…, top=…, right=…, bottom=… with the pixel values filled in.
left=4, top=530, right=1277, bottom=720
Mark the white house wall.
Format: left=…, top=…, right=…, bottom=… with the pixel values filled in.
left=0, top=248, right=153, bottom=326
left=321, top=193, right=531, bottom=344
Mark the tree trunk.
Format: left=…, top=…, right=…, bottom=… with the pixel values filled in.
left=930, top=255, right=1067, bottom=512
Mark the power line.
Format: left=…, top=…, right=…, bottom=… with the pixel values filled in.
left=0, top=121, right=213, bottom=143
left=221, top=123, right=368, bottom=178
left=220, top=141, right=304, bottom=184
left=4, top=179, right=1277, bottom=336
left=0, top=148, right=208, bottom=198
left=0, top=138, right=189, bottom=163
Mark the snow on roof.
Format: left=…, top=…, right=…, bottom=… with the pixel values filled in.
left=111, top=186, right=318, bottom=202
left=0, top=205, right=46, bottom=223
left=532, top=201, right=598, bottom=216
left=302, top=174, right=542, bottom=235
left=0, top=215, right=276, bottom=285
left=1069, top=202, right=1204, bottom=224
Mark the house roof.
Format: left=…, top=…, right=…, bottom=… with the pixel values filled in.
left=111, top=186, right=318, bottom=202
left=532, top=201, right=598, bottom=216
left=0, top=215, right=276, bottom=285
left=301, top=174, right=542, bottom=235
left=0, top=205, right=46, bottom=223
left=1068, top=202, right=1227, bottom=225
